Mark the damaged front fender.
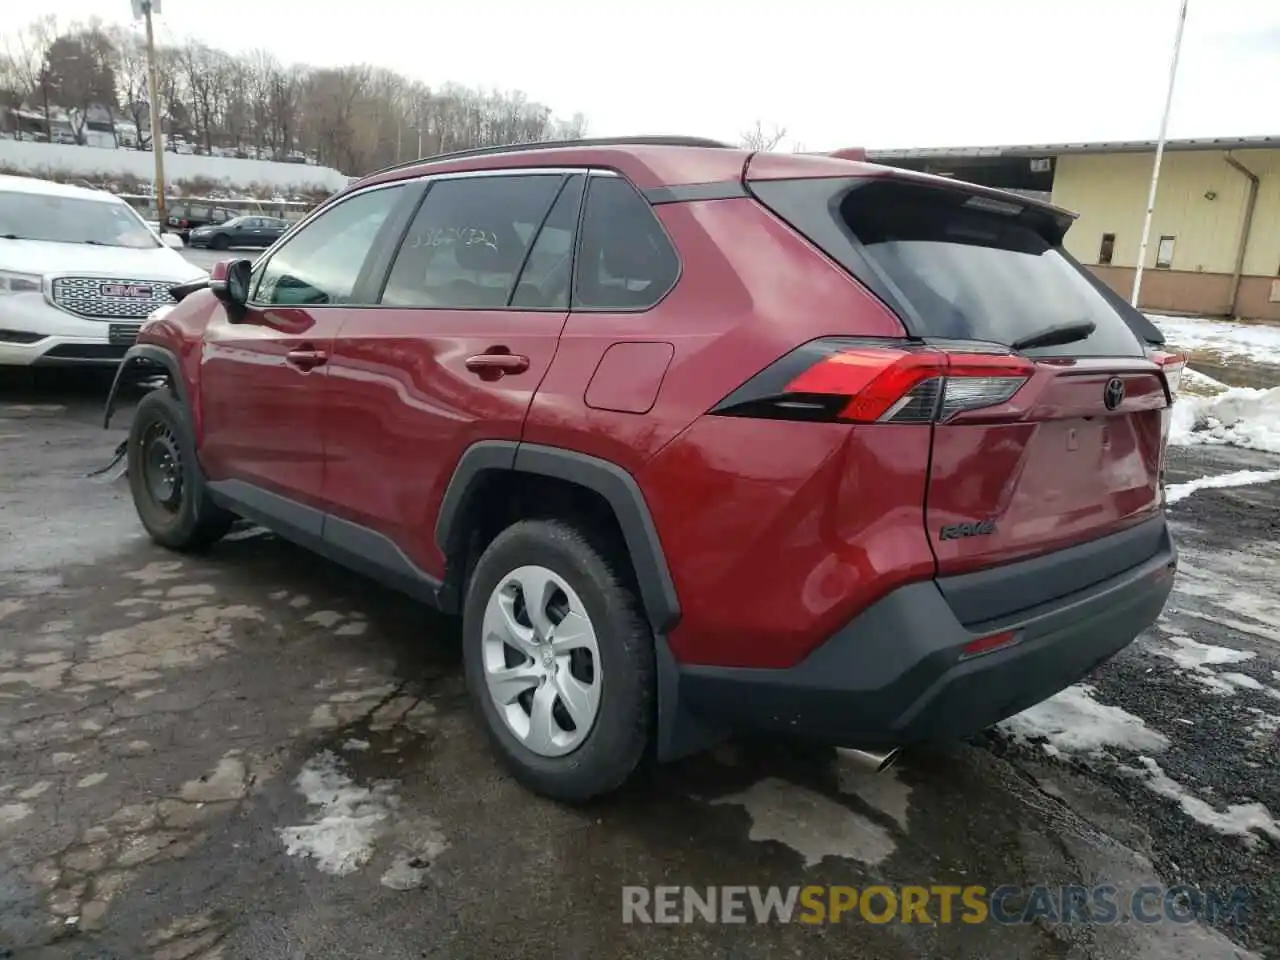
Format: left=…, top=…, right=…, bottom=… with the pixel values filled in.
left=97, top=343, right=189, bottom=480
left=102, top=344, right=185, bottom=430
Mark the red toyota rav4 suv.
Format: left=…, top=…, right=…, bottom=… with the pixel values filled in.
left=104, top=136, right=1183, bottom=801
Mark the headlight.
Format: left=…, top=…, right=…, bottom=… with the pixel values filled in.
left=0, top=271, right=42, bottom=295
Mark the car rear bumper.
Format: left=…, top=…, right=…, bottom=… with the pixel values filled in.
left=674, top=514, right=1177, bottom=747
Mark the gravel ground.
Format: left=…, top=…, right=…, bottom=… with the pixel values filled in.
left=0, top=371, right=1276, bottom=960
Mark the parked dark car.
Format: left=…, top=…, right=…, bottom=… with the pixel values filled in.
left=186, top=216, right=290, bottom=250
left=165, top=203, right=239, bottom=243
left=105, top=136, right=1183, bottom=802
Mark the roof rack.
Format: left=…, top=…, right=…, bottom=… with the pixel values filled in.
left=365, top=135, right=733, bottom=179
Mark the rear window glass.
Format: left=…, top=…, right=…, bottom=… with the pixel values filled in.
left=755, top=178, right=1144, bottom=358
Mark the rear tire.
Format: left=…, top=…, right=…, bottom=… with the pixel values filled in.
left=462, top=518, right=655, bottom=801
left=126, top=389, right=233, bottom=551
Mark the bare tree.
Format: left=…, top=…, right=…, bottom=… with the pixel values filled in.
left=43, top=23, right=117, bottom=144
left=2, top=15, right=593, bottom=177
left=177, top=43, right=222, bottom=153
left=154, top=45, right=186, bottom=148
left=1, top=15, right=59, bottom=139
left=243, top=49, right=279, bottom=157
left=740, top=119, right=787, bottom=152
left=108, top=26, right=149, bottom=148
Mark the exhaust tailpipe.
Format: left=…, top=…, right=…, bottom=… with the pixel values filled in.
left=841, top=747, right=900, bottom=774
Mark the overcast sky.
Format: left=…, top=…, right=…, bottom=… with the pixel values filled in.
left=32, top=0, right=1280, bottom=150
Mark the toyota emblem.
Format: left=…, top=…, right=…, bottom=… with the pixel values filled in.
left=1103, top=377, right=1125, bottom=411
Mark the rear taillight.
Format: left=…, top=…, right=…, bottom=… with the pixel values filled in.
left=712, top=339, right=1033, bottom=424
left=1148, top=349, right=1186, bottom=399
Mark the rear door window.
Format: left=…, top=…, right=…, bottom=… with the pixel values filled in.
left=380, top=174, right=563, bottom=309
left=752, top=178, right=1146, bottom=357
left=511, top=175, right=585, bottom=310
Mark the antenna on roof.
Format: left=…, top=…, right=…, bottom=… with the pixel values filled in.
left=827, top=148, right=868, bottom=161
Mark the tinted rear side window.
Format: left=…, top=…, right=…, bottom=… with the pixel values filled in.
left=511, top=175, right=584, bottom=310
left=381, top=174, right=562, bottom=309
left=753, top=177, right=1145, bottom=358
left=574, top=176, right=679, bottom=311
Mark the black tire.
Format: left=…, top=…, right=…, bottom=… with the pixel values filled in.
left=126, top=388, right=233, bottom=551
left=462, top=518, right=655, bottom=802
left=208, top=234, right=229, bottom=250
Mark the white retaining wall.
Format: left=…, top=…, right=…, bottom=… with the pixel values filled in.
left=0, top=139, right=350, bottom=193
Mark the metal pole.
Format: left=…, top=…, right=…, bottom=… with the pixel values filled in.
left=143, top=1, right=168, bottom=231
left=1131, top=0, right=1188, bottom=308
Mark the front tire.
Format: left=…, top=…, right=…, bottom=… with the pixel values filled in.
left=462, top=519, right=655, bottom=801
left=126, top=389, right=233, bottom=551
left=208, top=234, right=229, bottom=250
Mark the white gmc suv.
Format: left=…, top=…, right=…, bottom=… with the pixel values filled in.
left=0, top=175, right=206, bottom=367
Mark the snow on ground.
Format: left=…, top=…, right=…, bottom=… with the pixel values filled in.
left=1156, top=635, right=1254, bottom=670
left=1150, top=314, right=1280, bottom=455
left=1166, top=467, right=1280, bottom=504
left=1153, top=635, right=1268, bottom=696
left=277, top=751, right=399, bottom=875
left=1169, top=385, right=1280, bottom=455
left=1180, top=366, right=1229, bottom=396
left=1000, top=683, right=1170, bottom=757
left=1125, top=756, right=1280, bottom=848
left=1150, top=314, right=1280, bottom=366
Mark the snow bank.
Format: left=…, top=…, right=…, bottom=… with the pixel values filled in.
left=1000, top=684, right=1170, bottom=757
left=1179, top=366, right=1228, bottom=396
left=0, top=139, right=349, bottom=193
left=1150, top=314, right=1280, bottom=366
left=1170, top=384, right=1280, bottom=454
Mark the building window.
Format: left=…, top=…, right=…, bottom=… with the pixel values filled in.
left=1155, top=235, right=1176, bottom=270
left=1098, top=233, right=1116, bottom=266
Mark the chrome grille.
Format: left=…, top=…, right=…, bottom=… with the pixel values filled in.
left=50, top=277, right=175, bottom=320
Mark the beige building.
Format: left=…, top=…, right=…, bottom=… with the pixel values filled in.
left=870, top=136, right=1280, bottom=322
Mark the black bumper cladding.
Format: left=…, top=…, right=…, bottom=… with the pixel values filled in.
left=677, top=516, right=1177, bottom=746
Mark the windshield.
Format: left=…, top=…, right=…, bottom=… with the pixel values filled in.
left=0, top=191, right=160, bottom=249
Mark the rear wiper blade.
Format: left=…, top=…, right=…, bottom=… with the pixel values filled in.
left=1010, top=320, right=1096, bottom=352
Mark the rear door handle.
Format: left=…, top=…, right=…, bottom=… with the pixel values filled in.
left=286, top=348, right=327, bottom=370
left=465, top=352, right=530, bottom=379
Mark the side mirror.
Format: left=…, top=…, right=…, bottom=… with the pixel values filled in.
left=209, top=258, right=253, bottom=316
left=160, top=232, right=184, bottom=250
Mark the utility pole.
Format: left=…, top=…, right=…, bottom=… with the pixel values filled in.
left=133, top=0, right=167, bottom=231
left=1132, top=0, right=1189, bottom=309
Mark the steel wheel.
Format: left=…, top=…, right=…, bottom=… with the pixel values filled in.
left=480, top=564, right=602, bottom=757
left=141, top=421, right=184, bottom=513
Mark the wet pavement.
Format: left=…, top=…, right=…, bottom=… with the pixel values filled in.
left=1, top=373, right=1276, bottom=960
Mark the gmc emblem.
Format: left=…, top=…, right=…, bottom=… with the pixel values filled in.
left=100, top=283, right=153, bottom=298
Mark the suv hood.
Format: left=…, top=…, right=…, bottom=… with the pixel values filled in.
left=0, top=238, right=207, bottom=283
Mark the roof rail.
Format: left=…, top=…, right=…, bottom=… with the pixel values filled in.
left=364, top=135, right=734, bottom=180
